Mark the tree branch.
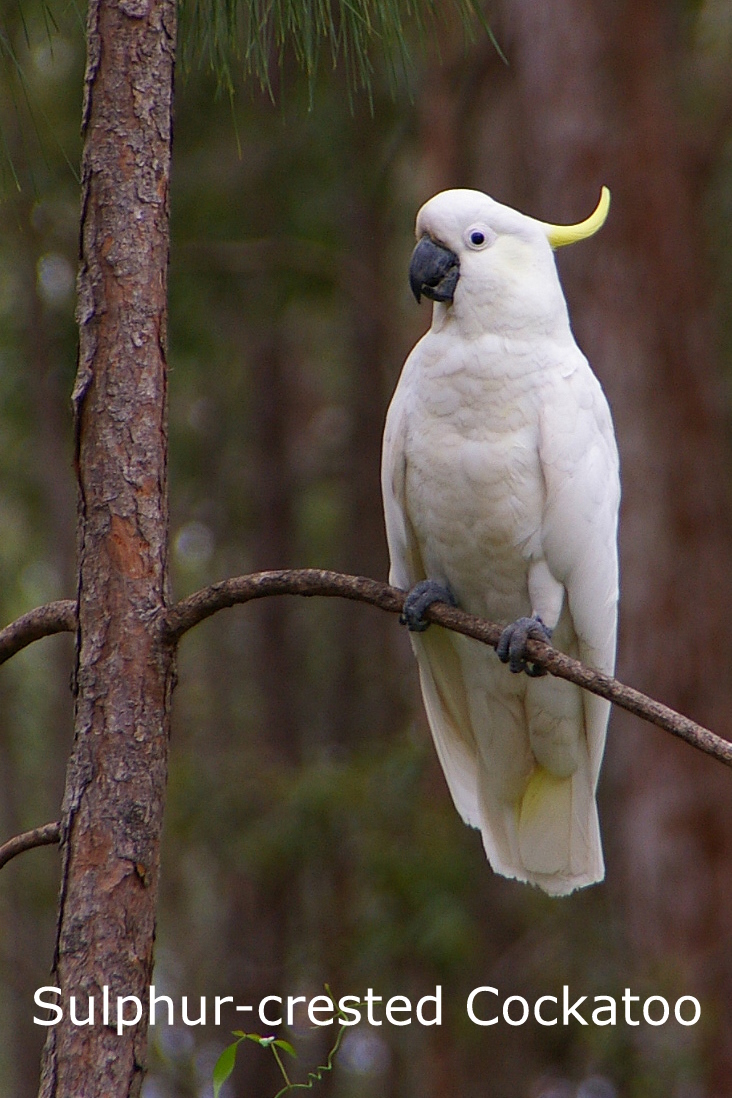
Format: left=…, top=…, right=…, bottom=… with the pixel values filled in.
left=164, top=569, right=405, bottom=641
left=0, top=821, right=61, bottom=870
left=165, top=568, right=732, bottom=769
left=0, top=599, right=76, bottom=666
left=2, top=572, right=731, bottom=770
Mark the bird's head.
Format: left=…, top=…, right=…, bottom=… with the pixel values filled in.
left=409, top=187, right=610, bottom=338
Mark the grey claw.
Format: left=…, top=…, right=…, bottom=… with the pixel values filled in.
left=496, top=615, right=552, bottom=676
left=401, top=580, right=456, bottom=632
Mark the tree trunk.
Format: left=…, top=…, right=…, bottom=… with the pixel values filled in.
left=37, top=0, right=176, bottom=1094
left=501, top=11, right=732, bottom=1091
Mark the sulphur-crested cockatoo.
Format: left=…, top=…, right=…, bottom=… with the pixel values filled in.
left=381, top=187, right=619, bottom=896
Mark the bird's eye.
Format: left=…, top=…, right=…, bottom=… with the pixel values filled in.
left=465, top=224, right=494, bottom=250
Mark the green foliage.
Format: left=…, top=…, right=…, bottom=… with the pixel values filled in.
left=213, top=992, right=356, bottom=1098
left=0, top=1, right=83, bottom=192
left=179, top=0, right=492, bottom=101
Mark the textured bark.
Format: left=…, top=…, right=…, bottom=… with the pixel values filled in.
left=37, top=0, right=176, bottom=1095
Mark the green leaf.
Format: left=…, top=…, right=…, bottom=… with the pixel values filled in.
left=273, top=1038, right=298, bottom=1058
left=212, top=1040, right=241, bottom=1098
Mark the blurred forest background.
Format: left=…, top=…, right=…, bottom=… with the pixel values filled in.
left=2, top=1, right=732, bottom=1096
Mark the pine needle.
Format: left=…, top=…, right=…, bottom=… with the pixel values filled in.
left=178, top=0, right=497, bottom=102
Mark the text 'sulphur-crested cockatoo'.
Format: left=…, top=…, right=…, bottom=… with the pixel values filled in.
left=381, top=187, right=619, bottom=896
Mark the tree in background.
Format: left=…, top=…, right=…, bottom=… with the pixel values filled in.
left=417, top=1, right=732, bottom=1090
left=2, top=1, right=732, bottom=1097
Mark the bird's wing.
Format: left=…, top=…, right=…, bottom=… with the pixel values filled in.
left=381, top=366, right=483, bottom=828
left=381, top=370, right=426, bottom=591
left=538, top=359, right=620, bottom=780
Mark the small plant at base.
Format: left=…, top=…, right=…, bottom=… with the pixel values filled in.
left=212, top=988, right=361, bottom=1098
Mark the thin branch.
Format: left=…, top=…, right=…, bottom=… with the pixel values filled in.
left=164, top=569, right=405, bottom=640
left=165, top=568, right=732, bottom=769
left=0, top=599, right=76, bottom=666
left=0, top=821, right=61, bottom=870
left=2, top=573, right=731, bottom=769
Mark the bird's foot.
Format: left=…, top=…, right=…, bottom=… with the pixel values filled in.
left=400, top=580, right=457, bottom=632
left=496, top=615, right=553, bottom=676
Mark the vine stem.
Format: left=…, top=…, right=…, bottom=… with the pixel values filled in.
left=271, top=1046, right=293, bottom=1089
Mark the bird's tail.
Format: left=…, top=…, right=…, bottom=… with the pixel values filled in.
left=413, top=628, right=605, bottom=896
left=478, top=752, right=604, bottom=897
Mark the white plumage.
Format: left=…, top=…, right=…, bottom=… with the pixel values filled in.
left=381, top=188, right=619, bottom=896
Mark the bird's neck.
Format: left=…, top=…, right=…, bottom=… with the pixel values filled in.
left=430, top=299, right=576, bottom=347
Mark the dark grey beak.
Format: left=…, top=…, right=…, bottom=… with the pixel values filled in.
left=409, top=235, right=460, bottom=304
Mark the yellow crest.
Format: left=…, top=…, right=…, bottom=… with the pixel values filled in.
left=543, top=187, right=610, bottom=249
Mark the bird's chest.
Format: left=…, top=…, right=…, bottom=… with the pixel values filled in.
left=402, top=371, right=545, bottom=611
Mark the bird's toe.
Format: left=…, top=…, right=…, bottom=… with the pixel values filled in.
left=400, top=580, right=456, bottom=632
left=496, top=615, right=552, bottom=676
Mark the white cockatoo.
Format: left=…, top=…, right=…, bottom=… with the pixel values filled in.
left=381, top=187, right=619, bottom=896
